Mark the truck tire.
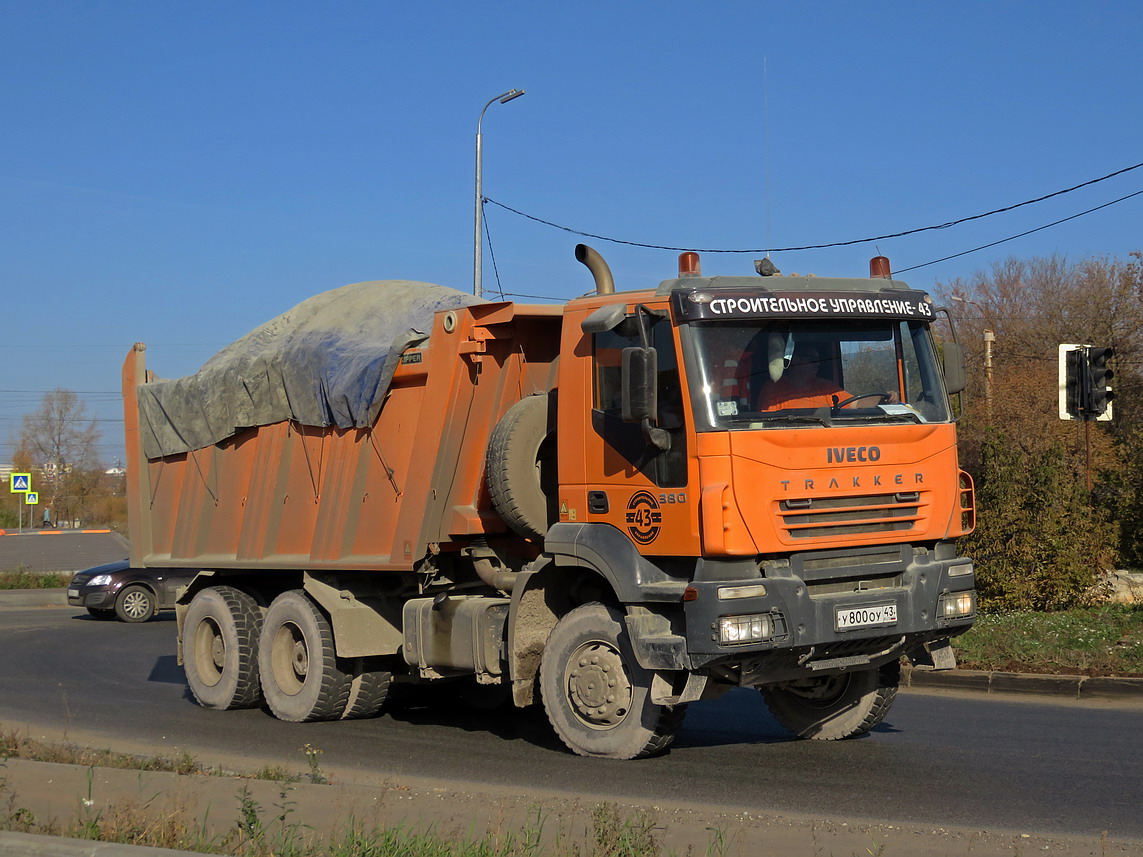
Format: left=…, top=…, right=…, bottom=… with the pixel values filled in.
left=760, top=660, right=900, bottom=740
left=115, top=584, right=156, bottom=623
left=182, top=586, right=263, bottom=710
left=540, top=602, right=687, bottom=759
left=259, top=590, right=352, bottom=722
left=341, top=657, right=393, bottom=720
left=486, top=394, right=555, bottom=541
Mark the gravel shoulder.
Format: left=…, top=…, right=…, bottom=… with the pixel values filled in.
left=3, top=736, right=1142, bottom=857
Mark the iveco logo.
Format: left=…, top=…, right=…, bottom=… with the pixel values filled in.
left=827, top=446, right=881, bottom=463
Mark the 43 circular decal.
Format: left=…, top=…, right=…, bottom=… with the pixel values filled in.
left=625, top=491, right=663, bottom=545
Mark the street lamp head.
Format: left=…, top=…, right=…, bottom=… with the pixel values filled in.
left=499, top=89, right=525, bottom=103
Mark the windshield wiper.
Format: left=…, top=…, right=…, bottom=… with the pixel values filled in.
left=757, top=406, right=833, bottom=427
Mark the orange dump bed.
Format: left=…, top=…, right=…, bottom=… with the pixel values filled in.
left=124, top=301, right=562, bottom=571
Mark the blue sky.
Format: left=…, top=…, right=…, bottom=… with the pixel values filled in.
left=2, top=1, right=1141, bottom=465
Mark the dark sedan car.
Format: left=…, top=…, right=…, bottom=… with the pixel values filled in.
left=67, top=560, right=198, bottom=623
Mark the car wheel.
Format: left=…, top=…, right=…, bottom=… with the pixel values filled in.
left=114, top=585, right=156, bottom=623
left=86, top=607, right=115, bottom=620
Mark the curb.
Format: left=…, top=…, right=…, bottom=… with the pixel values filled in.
left=0, top=588, right=68, bottom=608
left=0, top=830, right=189, bottom=856
left=903, top=665, right=1143, bottom=703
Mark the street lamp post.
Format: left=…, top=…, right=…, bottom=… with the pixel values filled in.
left=474, top=89, right=525, bottom=299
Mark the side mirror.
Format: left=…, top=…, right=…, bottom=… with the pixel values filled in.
left=621, top=346, right=657, bottom=422
left=943, top=341, right=966, bottom=395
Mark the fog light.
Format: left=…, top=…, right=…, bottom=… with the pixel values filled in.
left=718, top=613, right=774, bottom=645
left=940, top=591, right=976, bottom=619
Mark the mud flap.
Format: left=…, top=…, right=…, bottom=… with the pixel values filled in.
left=911, top=639, right=958, bottom=671
left=650, top=671, right=707, bottom=705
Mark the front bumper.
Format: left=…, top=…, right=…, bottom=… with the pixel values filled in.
left=681, top=542, right=975, bottom=682
left=67, top=585, right=117, bottom=609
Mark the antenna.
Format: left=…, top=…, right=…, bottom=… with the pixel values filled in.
left=763, top=55, right=773, bottom=260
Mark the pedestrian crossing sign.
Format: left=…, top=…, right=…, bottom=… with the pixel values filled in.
left=9, top=473, right=31, bottom=493
left=24, top=492, right=38, bottom=505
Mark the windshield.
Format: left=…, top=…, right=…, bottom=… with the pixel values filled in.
left=686, top=319, right=951, bottom=430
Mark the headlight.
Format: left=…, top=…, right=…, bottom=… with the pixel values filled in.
left=89, top=574, right=113, bottom=586
left=718, top=613, right=774, bottom=645
left=939, top=591, right=976, bottom=619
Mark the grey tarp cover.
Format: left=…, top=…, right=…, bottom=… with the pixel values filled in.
left=137, top=280, right=486, bottom=459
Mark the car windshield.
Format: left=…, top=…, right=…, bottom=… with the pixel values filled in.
left=686, top=319, right=951, bottom=430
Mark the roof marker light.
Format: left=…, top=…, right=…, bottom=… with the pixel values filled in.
left=679, top=252, right=701, bottom=277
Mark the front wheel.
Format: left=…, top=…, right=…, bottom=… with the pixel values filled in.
left=115, top=584, right=156, bottom=623
left=540, top=603, right=686, bottom=759
left=760, top=661, right=899, bottom=740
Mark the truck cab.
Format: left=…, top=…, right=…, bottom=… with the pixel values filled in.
left=528, top=248, right=976, bottom=754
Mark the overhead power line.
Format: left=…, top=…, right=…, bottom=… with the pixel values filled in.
left=895, top=189, right=1143, bottom=274
left=484, top=160, right=1143, bottom=254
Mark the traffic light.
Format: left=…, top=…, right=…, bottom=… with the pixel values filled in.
left=1086, top=346, right=1114, bottom=420
left=1058, top=344, right=1114, bottom=421
left=1059, top=345, right=1087, bottom=420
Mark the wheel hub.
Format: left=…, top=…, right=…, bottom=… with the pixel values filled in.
left=566, top=641, right=632, bottom=729
left=291, top=639, right=309, bottom=677
left=123, top=592, right=148, bottom=618
left=784, top=674, right=851, bottom=706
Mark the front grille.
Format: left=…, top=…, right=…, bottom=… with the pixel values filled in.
left=806, top=572, right=903, bottom=597
left=778, top=492, right=925, bottom=539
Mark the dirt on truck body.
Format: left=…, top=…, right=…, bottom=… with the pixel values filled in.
left=122, top=245, right=976, bottom=759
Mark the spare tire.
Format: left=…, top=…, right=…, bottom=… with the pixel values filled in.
left=486, top=394, right=556, bottom=541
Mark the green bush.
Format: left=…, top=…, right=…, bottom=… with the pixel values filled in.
left=0, top=570, right=71, bottom=589
left=962, top=430, right=1114, bottom=611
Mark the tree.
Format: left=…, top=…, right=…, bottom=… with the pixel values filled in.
left=14, top=389, right=104, bottom=528
left=936, top=253, right=1142, bottom=608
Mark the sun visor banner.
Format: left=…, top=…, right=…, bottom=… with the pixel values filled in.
left=671, top=290, right=933, bottom=322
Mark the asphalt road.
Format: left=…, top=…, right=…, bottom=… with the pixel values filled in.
left=2, top=603, right=1142, bottom=841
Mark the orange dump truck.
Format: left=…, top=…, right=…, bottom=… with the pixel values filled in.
left=123, top=245, right=976, bottom=759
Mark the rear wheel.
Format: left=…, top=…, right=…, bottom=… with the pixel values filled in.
left=115, top=585, right=156, bottom=623
left=540, top=602, right=686, bottom=759
left=760, top=661, right=900, bottom=740
left=182, top=586, right=263, bottom=710
left=259, top=590, right=351, bottom=722
left=341, top=657, right=393, bottom=720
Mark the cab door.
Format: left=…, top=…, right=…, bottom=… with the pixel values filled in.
left=572, top=313, right=699, bottom=557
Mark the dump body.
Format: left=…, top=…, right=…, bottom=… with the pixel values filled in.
left=124, top=250, right=976, bottom=759
left=124, top=299, right=562, bottom=571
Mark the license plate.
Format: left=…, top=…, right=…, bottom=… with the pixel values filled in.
left=837, top=603, right=897, bottom=631
left=67, top=589, right=79, bottom=598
